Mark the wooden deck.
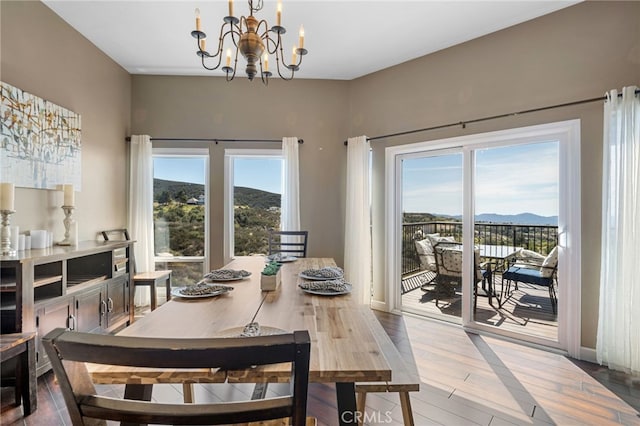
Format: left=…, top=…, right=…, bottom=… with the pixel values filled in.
left=2, top=311, right=638, bottom=425
left=402, top=270, right=558, bottom=341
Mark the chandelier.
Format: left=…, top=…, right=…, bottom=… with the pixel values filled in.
left=191, top=0, right=307, bottom=85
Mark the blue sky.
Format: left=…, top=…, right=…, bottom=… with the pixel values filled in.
left=154, top=158, right=206, bottom=184
left=402, top=142, right=559, bottom=217
left=233, top=158, right=282, bottom=194
left=153, top=157, right=283, bottom=194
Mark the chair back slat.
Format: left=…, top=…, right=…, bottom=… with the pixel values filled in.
left=42, top=328, right=311, bottom=425
left=268, top=230, right=309, bottom=258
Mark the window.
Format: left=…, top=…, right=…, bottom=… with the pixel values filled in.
left=152, top=149, right=209, bottom=286
left=224, top=149, right=283, bottom=261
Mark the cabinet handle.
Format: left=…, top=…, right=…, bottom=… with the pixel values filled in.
left=107, top=297, right=114, bottom=312
left=101, top=300, right=107, bottom=315
left=68, top=314, right=76, bottom=331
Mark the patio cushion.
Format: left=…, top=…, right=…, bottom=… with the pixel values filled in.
left=541, top=246, right=558, bottom=278
left=503, top=266, right=553, bottom=287
left=414, top=233, right=441, bottom=272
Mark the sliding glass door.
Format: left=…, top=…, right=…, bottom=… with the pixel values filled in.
left=390, top=120, right=581, bottom=354
left=472, top=142, right=559, bottom=341
left=400, top=149, right=464, bottom=323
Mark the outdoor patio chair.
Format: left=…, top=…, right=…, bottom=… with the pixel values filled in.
left=431, top=241, right=491, bottom=312
left=501, top=246, right=558, bottom=314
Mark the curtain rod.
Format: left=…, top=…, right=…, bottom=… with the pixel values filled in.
left=343, top=89, right=640, bottom=145
left=125, top=137, right=303, bottom=144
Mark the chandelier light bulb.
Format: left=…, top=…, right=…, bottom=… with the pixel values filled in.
left=228, top=0, right=234, bottom=17
left=277, top=1, right=282, bottom=26
left=292, top=46, right=297, bottom=65
left=195, top=8, right=201, bottom=31
left=299, top=25, right=304, bottom=49
left=226, top=48, right=232, bottom=67
left=263, top=53, right=269, bottom=72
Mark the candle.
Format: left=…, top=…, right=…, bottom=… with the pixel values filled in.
left=63, top=184, right=75, bottom=206
left=226, top=48, right=232, bottom=67
left=292, top=46, right=297, bottom=65
left=200, top=38, right=206, bottom=51
left=0, top=183, right=15, bottom=211
left=263, top=53, right=269, bottom=72
left=299, top=25, right=304, bottom=49
left=276, top=0, right=282, bottom=26
left=228, top=0, right=233, bottom=16
left=195, top=8, right=201, bottom=31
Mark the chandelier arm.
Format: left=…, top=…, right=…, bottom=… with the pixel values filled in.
left=201, top=51, right=224, bottom=71
left=274, top=56, right=295, bottom=81
left=277, top=37, right=292, bottom=69
left=255, top=19, right=271, bottom=39
left=264, top=35, right=280, bottom=55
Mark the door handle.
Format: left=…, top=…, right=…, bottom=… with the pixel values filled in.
left=101, top=300, right=107, bottom=315
left=68, top=314, right=76, bottom=331
left=107, top=297, right=114, bottom=312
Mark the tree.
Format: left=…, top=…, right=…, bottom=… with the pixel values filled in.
left=157, top=191, right=171, bottom=204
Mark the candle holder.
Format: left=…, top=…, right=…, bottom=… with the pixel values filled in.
left=58, top=206, right=75, bottom=246
left=1, top=209, right=16, bottom=256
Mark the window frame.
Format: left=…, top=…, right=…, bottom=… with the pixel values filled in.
left=223, top=148, right=283, bottom=263
left=152, top=147, right=210, bottom=276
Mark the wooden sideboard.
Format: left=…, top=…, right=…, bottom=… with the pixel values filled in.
left=1, top=241, right=134, bottom=375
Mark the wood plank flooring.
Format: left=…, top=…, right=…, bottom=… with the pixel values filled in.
left=402, top=272, right=558, bottom=341
left=2, top=310, right=638, bottom=425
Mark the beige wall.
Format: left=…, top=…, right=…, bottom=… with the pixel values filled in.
left=131, top=76, right=349, bottom=268
left=348, top=1, right=640, bottom=349
left=0, top=1, right=131, bottom=241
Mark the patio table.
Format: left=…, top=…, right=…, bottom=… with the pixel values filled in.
left=477, top=244, right=522, bottom=304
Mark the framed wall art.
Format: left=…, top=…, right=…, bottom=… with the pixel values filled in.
left=0, top=81, right=81, bottom=189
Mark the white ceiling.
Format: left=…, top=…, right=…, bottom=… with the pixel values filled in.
left=43, top=0, right=580, bottom=81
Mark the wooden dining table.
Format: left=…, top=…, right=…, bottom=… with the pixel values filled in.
left=88, top=257, right=392, bottom=426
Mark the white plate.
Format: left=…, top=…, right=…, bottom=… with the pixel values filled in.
left=300, top=283, right=352, bottom=296
left=204, top=275, right=251, bottom=282
left=266, top=255, right=298, bottom=263
left=299, top=272, right=344, bottom=281
left=171, top=284, right=234, bottom=299
left=203, top=270, right=252, bottom=282
left=214, top=325, right=288, bottom=337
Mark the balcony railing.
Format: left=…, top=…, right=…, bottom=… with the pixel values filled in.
left=402, top=221, right=558, bottom=276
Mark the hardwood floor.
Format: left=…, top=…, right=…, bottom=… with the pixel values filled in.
left=402, top=272, right=558, bottom=341
left=2, top=311, right=638, bottom=425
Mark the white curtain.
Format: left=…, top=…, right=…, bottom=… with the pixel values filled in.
left=344, top=136, right=371, bottom=305
left=596, top=86, right=640, bottom=374
left=281, top=137, right=300, bottom=231
left=129, top=135, right=155, bottom=306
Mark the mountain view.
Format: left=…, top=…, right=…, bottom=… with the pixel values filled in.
left=154, top=179, right=280, bottom=209
left=404, top=212, right=558, bottom=226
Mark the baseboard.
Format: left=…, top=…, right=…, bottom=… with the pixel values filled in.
left=580, top=346, right=597, bottom=363
left=370, top=300, right=389, bottom=312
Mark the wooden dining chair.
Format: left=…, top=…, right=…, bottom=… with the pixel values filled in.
left=268, top=230, right=309, bottom=258
left=101, top=228, right=172, bottom=311
left=42, top=328, right=312, bottom=426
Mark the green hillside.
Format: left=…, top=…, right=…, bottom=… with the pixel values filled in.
left=153, top=179, right=280, bottom=208
left=235, top=186, right=280, bottom=209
